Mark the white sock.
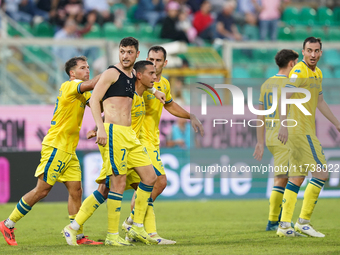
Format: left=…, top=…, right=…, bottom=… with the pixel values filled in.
left=127, top=217, right=133, bottom=225
left=70, top=220, right=80, bottom=231
left=280, top=221, right=291, bottom=228
left=107, top=232, right=119, bottom=235
left=298, top=218, right=310, bottom=224
left=4, top=219, right=15, bottom=229
left=76, top=234, right=85, bottom=240
left=133, top=222, right=143, bottom=228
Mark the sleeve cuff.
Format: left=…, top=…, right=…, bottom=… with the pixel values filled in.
left=77, top=82, right=84, bottom=94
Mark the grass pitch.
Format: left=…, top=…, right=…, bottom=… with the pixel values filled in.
left=0, top=198, right=339, bottom=254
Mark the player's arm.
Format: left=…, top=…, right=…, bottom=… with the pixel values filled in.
left=317, top=94, right=340, bottom=132
left=253, top=104, right=265, bottom=161
left=78, top=74, right=102, bottom=93
left=147, top=87, right=165, bottom=104
left=277, top=92, right=294, bottom=144
left=164, top=101, right=204, bottom=136
left=89, top=69, right=118, bottom=146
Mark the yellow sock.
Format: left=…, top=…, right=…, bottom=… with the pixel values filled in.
left=134, top=182, right=153, bottom=224
left=74, top=190, right=105, bottom=226
left=299, top=178, right=325, bottom=220
left=107, top=191, right=123, bottom=234
left=269, top=186, right=285, bottom=222
left=144, top=198, right=157, bottom=234
left=9, top=197, right=32, bottom=223
left=281, top=181, right=300, bottom=223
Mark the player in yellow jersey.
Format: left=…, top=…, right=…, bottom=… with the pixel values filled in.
left=0, top=56, right=102, bottom=246
left=122, top=46, right=205, bottom=244
left=253, top=49, right=299, bottom=231
left=277, top=37, right=340, bottom=237
left=62, top=55, right=163, bottom=246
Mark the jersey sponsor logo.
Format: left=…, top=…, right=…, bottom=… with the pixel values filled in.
left=119, top=162, right=127, bottom=172
left=294, top=69, right=301, bottom=73
left=147, top=95, right=155, bottom=100
left=290, top=74, right=298, bottom=83
left=50, top=172, right=58, bottom=181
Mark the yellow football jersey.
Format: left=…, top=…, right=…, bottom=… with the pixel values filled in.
left=131, top=92, right=146, bottom=138
left=285, top=61, right=323, bottom=135
left=259, top=74, right=288, bottom=146
left=139, top=76, right=173, bottom=147
left=42, top=79, right=91, bottom=154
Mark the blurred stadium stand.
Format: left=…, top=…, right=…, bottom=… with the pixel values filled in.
left=1, top=1, right=340, bottom=105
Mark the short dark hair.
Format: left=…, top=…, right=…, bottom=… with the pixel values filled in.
left=134, top=60, right=154, bottom=73
left=65, top=56, right=87, bottom=76
left=303, top=37, right=322, bottom=50
left=119, top=37, right=139, bottom=51
left=148, top=46, right=167, bottom=60
left=275, top=49, right=299, bottom=68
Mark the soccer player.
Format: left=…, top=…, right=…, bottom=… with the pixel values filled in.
left=253, top=49, right=299, bottom=231
left=62, top=38, right=159, bottom=246
left=277, top=37, right=340, bottom=237
left=122, top=46, right=204, bottom=244
left=0, top=56, right=102, bottom=246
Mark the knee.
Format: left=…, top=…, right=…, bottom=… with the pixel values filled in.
left=69, top=186, right=82, bottom=200
left=140, top=170, right=157, bottom=186
left=156, top=175, right=167, bottom=192
left=35, top=187, right=50, bottom=200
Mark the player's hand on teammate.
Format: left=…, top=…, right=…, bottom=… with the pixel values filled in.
left=253, top=143, right=264, bottom=161
left=154, top=90, right=165, bottom=104
left=190, top=114, right=204, bottom=136
left=87, top=130, right=97, bottom=139
left=278, top=126, right=288, bottom=145
left=336, top=124, right=340, bottom=133
left=96, top=128, right=107, bottom=146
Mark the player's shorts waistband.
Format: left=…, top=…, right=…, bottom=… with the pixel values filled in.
left=103, top=123, right=133, bottom=130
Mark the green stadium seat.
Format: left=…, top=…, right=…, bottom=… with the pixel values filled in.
left=120, top=24, right=137, bottom=37
left=8, top=22, right=33, bottom=37
left=292, top=26, right=309, bottom=41
left=110, top=3, right=127, bottom=14
left=33, top=22, right=54, bottom=37
left=232, top=66, right=250, bottom=78
left=23, top=46, right=53, bottom=63
left=278, top=26, right=293, bottom=41
left=265, top=67, right=278, bottom=78
left=328, top=27, right=340, bottom=41
left=333, top=7, right=340, bottom=25
left=334, top=68, right=340, bottom=78
left=319, top=66, right=333, bottom=78
left=243, top=24, right=259, bottom=40
left=7, top=24, right=21, bottom=37
left=323, top=49, right=340, bottom=66
left=282, top=7, right=299, bottom=25
left=83, top=24, right=102, bottom=38
left=249, top=66, right=264, bottom=78
left=317, top=7, right=334, bottom=26
left=153, top=24, right=162, bottom=38
left=139, top=23, right=154, bottom=41
left=299, top=7, right=317, bottom=26
left=103, top=23, right=119, bottom=39
left=127, top=4, right=138, bottom=24
left=311, top=26, right=326, bottom=40
left=233, top=49, right=251, bottom=64
left=253, top=49, right=275, bottom=64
